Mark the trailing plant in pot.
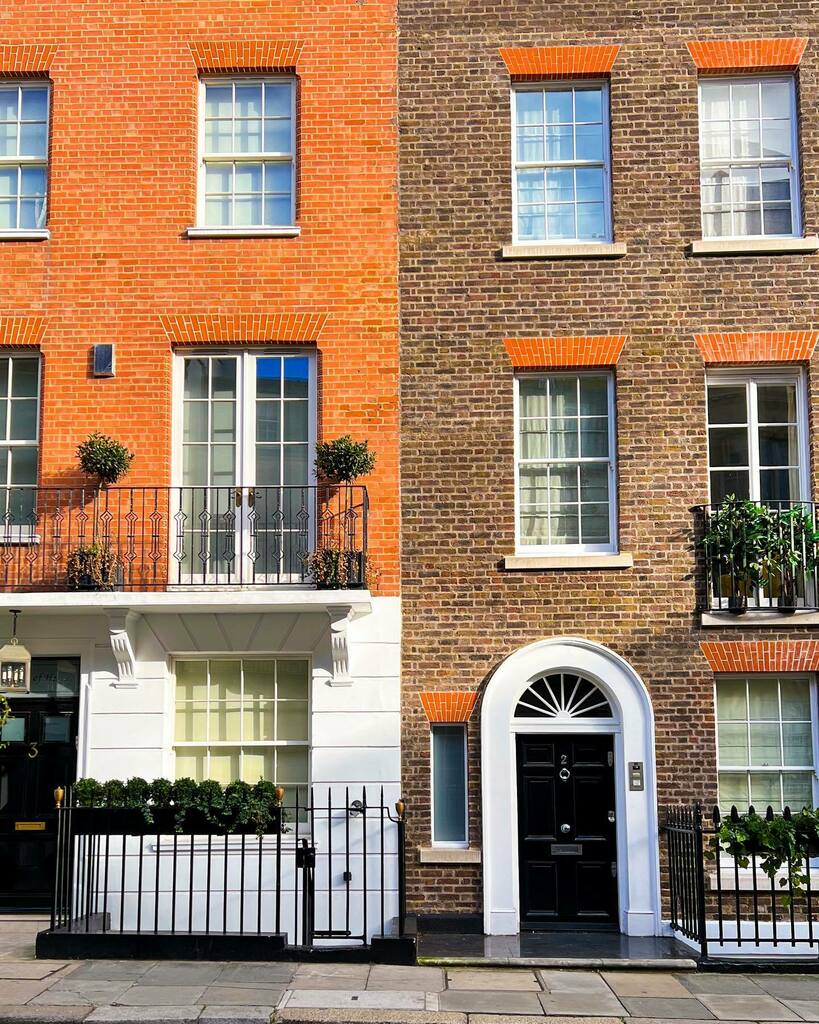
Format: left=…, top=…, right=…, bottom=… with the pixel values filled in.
left=762, top=504, right=819, bottom=613
left=76, top=432, right=135, bottom=486
left=702, top=496, right=771, bottom=613
left=66, top=543, right=120, bottom=591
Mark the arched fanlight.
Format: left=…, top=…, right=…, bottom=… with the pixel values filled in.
left=0, top=610, right=31, bottom=693
left=514, top=672, right=613, bottom=720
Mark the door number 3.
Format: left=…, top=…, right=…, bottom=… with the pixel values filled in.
left=27, top=742, right=39, bottom=759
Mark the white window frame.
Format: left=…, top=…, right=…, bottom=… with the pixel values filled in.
left=697, top=75, right=802, bottom=240
left=170, top=655, right=311, bottom=788
left=171, top=348, right=317, bottom=489
left=513, top=370, right=618, bottom=555
left=430, top=723, right=469, bottom=849
left=705, top=366, right=811, bottom=505
left=510, top=80, right=613, bottom=245
left=714, top=673, right=819, bottom=812
left=195, top=76, right=297, bottom=231
left=0, top=80, right=50, bottom=236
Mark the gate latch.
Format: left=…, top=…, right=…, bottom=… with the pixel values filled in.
left=296, top=840, right=316, bottom=869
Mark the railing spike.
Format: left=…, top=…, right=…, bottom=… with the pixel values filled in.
left=766, top=805, right=775, bottom=821
left=730, top=805, right=739, bottom=822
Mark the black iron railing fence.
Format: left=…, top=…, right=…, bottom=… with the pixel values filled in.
left=665, top=803, right=819, bottom=961
left=694, top=501, right=819, bottom=613
left=48, top=785, right=405, bottom=952
left=0, top=485, right=368, bottom=591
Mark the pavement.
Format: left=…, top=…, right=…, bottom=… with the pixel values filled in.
left=4, top=919, right=819, bottom=1023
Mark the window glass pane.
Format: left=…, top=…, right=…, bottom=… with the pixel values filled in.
left=210, top=702, right=241, bottom=741
left=183, top=402, right=208, bottom=443
left=255, top=445, right=281, bottom=486
left=732, top=81, right=760, bottom=119
left=718, top=722, right=748, bottom=766
left=210, top=401, right=235, bottom=443
left=549, top=377, right=577, bottom=417
left=263, top=121, right=291, bottom=153
left=0, top=167, right=15, bottom=197
left=175, top=660, right=208, bottom=700
left=21, top=88, right=47, bottom=121
left=763, top=205, right=793, bottom=235
left=234, top=163, right=262, bottom=193
left=278, top=702, right=308, bottom=741
left=205, top=164, right=231, bottom=195
left=701, top=82, right=730, bottom=121
left=0, top=717, right=24, bottom=743
left=256, top=402, right=280, bottom=443
left=750, top=723, right=781, bottom=765
left=576, top=166, right=604, bottom=204
left=265, top=84, right=291, bottom=117
left=708, top=385, right=747, bottom=425
left=243, top=749, right=275, bottom=784
left=575, top=122, right=603, bottom=161
left=277, top=659, right=309, bottom=698
left=211, top=358, right=236, bottom=399
left=545, top=167, right=573, bottom=203
left=580, top=462, right=608, bottom=503
left=781, top=679, right=811, bottom=720
left=276, top=746, right=307, bottom=784
left=234, top=196, right=262, bottom=225
left=762, top=80, right=791, bottom=118
left=717, top=678, right=747, bottom=720
left=204, top=119, right=232, bottom=154
left=208, top=748, right=240, bottom=784
left=708, top=427, right=748, bottom=467
left=432, top=726, right=467, bottom=844
left=760, top=468, right=799, bottom=502
left=256, top=357, right=281, bottom=398
left=545, top=90, right=572, bottom=124
left=516, top=90, right=542, bottom=125
left=284, top=401, right=309, bottom=443
left=205, top=198, right=230, bottom=226
left=19, top=123, right=46, bottom=158
left=758, top=425, right=797, bottom=467
left=575, top=89, right=602, bottom=122
left=265, top=162, right=292, bottom=194
left=210, top=445, right=235, bottom=486
left=750, top=772, right=780, bottom=808
left=9, top=400, right=36, bottom=441
left=205, top=85, right=232, bottom=118
left=10, top=447, right=37, bottom=485
left=235, top=85, right=262, bottom=117
left=0, top=125, right=17, bottom=158
left=175, top=702, right=207, bottom=742
left=577, top=204, right=605, bottom=239
left=283, top=357, right=309, bottom=398
left=782, top=723, right=812, bottom=766
left=283, top=444, right=308, bottom=485
left=0, top=90, right=18, bottom=121
left=783, top=773, right=813, bottom=811
left=718, top=771, right=748, bottom=809
left=211, top=659, right=241, bottom=700
left=21, top=167, right=45, bottom=196
left=264, top=196, right=292, bottom=226
left=175, top=748, right=206, bottom=782
left=762, top=121, right=791, bottom=159
left=11, top=358, right=37, bottom=398
left=184, top=359, right=209, bottom=400
left=757, top=384, right=796, bottom=423
left=580, top=418, right=608, bottom=457
left=748, top=678, right=779, bottom=719
left=579, top=376, right=608, bottom=416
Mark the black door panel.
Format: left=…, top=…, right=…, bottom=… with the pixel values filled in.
left=0, top=658, right=79, bottom=910
left=517, top=732, right=617, bottom=928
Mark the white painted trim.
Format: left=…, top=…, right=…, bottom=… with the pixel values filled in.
left=185, top=226, right=300, bottom=238
left=502, top=242, right=626, bottom=259
left=691, top=235, right=819, bottom=255
left=0, top=229, right=49, bottom=242
left=481, top=637, right=660, bottom=936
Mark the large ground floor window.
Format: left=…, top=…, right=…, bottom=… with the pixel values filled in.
left=173, top=657, right=309, bottom=801
left=716, top=674, right=816, bottom=811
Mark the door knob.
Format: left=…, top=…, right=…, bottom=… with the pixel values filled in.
left=560, top=823, right=571, bottom=834
left=559, top=768, right=570, bottom=781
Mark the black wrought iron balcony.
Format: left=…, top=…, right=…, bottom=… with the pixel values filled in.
left=695, top=499, right=819, bottom=613
left=0, top=485, right=368, bottom=592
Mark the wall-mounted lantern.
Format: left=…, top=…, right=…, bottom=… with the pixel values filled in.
left=0, top=610, right=31, bottom=693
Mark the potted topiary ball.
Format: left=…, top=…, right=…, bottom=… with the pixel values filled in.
left=314, top=435, right=376, bottom=485
left=76, top=432, right=135, bottom=487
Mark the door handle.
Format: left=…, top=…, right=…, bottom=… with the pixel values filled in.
left=559, top=768, right=570, bottom=781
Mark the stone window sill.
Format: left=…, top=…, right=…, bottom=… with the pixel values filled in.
left=185, top=226, right=301, bottom=239
left=690, top=235, right=819, bottom=256
left=501, top=241, right=627, bottom=260
left=0, top=531, right=40, bottom=546
left=503, top=553, right=634, bottom=571
left=418, top=846, right=481, bottom=865
left=702, top=609, right=819, bottom=627
left=0, top=229, right=49, bottom=242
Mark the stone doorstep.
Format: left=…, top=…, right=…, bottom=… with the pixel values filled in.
left=275, top=1012, right=468, bottom=1024
left=417, top=956, right=698, bottom=971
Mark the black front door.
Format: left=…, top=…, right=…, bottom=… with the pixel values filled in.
left=516, top=733, right=617, bottom=929
left=0, top=658, right=80, bottom=910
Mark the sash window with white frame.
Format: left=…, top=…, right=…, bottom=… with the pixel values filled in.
left=515, top=372, right=617, bottom=553
left=513, top=82, right=612, bottom=244
left=175, top=351, right=314, bottom=580
left=0, top=82, right=49, bottom=232
left=431, top=725, right=468, bottom=848
left=698, top=76, right=801, bottom=239
left=198, top=78, right=295, bottom=229
left=706, top=369, right=808, bottom=505
left=0, top=355, right=40, bottom=531
left=173, top=657, right=309, bottom=799
left=716, top=674, right=817, bottom=812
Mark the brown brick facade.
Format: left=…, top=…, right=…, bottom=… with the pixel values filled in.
left=398, top=2, right=819, bottom=918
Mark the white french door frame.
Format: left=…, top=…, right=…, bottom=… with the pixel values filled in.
left=171, top=348, right=318, bottom=582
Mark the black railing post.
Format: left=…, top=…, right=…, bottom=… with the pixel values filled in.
left=396, top=800, right=407, bottom=938
left=693, top=802, right=708, bottom=961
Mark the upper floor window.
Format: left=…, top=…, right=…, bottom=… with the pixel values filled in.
left=515, top=372, right=617, bottom=553
left=698, top=77, right=800, bottom=239
left=198, top=78, right=295, bottom=230
left=0, top=82, right=49, bottom=233
left=0, top=355, right=39, bottom=527
left=513, top=83, right=611, bottom=244
left=706, top=370, right=808, bottom=505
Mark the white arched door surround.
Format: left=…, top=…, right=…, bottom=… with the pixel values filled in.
left=481, top=637, right=660, bottom=936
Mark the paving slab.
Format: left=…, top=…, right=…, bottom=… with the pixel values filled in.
left=678, top=976, right=767, bottom=996
left=367, top=965, right=445, bottom=991
left=698, top=994, right=800, bottom=1021
left=438, top=990, right=543, bottom=1014
left=289, top=965, right=370, bottom=990
left=30, top=981, right=133, bottom=1007
left=200, top=986, right=284, bottom=1006
left=628, top=1019, right=749, bottom=1024
left=199, top=1008, right=275, bottom=1024
left=755, top=978, right=819, bottom=1001
left=215, top=964, right=294, bottom=986
left=284, top=989, right=426, bottom=1011
left=618, top=996, right=714, bottom=1019
left=446, top=968, right=541, bottom=991
left=602, top=971, right=691, bottom=998
left=113, top=986, right=207, bottom=1006
left=538, top=991, right=626, bottom=1017
left=781, top=1000, right=819, bottom=1021
left=0, top=962, right=72, bottom=980
left=86, top=1008, right=202, bottom=1023
left=471, top=1018, right=619, bottom=1024
left=538, top=971, right=612, bottom=995
left=0, top=1008, right=92, bottom=1023
left=0, top=977, right=57, bottom=1002
left=68, top=964, right=154, bottom=982
left=139, top=964, right=224, bottom=986
left=276, top=1011, right=467, bottom=1024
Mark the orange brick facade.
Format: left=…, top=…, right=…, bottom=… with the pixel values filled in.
left=1, top=2, right=399, bottom=594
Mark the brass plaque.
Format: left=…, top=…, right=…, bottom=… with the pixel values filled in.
left=15, top=821, right=46, bottom=831
left=550, top=843, right=582, bottom=856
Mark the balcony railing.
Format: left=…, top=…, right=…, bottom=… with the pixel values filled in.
left=695, top=501, right=819, bottom=613
left=0, top=485, right=368, bottom=592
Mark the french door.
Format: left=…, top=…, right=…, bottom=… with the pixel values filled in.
left=174, top=351, right=315, bottom=583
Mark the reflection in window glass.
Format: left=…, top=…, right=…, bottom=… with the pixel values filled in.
left=432, top=725, right=467, bottom=845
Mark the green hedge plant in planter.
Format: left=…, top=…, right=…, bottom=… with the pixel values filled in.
left=702, top=496, right=771, bottom=613
left=66, top=543, right=120, bottom=591
left=762, top=504, right=819, bottom=613
left=77, top=432, right=135, bottom=486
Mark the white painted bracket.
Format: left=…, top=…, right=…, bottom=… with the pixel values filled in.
left=106, top=610, right=141, bottom=688
left=327, top=605, right=354, bottom=686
